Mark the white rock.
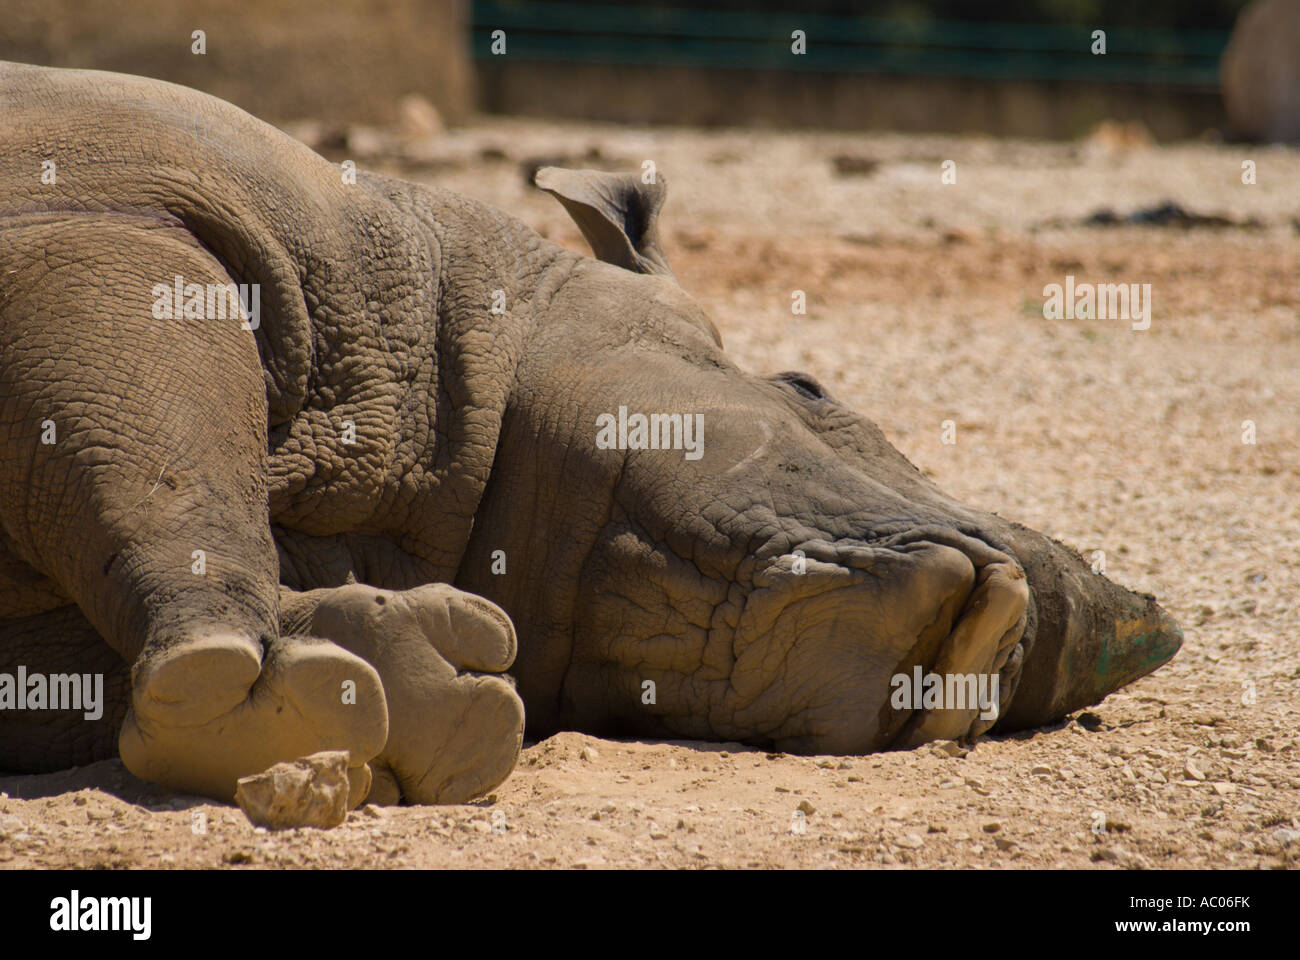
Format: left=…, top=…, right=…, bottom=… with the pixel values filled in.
left=235, top=751, right=351, bottom=830
left=1222, top=0, right=1300, bottom=141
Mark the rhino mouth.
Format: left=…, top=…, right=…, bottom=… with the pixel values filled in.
left=725, top=529, right=1029, bottom=753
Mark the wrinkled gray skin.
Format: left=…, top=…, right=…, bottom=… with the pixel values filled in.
left=0, top=63, right=1181, bottom=806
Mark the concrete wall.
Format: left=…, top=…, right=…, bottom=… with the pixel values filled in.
left=477, top=62, right=1225, bottom=141
left=0, top=0, right=474, bottom=125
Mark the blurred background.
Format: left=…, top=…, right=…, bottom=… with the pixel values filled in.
left=3, top=0, right=1297, bottom=140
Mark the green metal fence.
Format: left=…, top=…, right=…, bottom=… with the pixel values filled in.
left=472, top=1, right=1228, bottom=87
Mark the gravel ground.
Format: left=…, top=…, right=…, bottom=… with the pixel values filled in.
left=2, top=117, right=1296, bottom=869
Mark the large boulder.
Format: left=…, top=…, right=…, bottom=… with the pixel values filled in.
left=1221, top=0, right=1300, bottom=141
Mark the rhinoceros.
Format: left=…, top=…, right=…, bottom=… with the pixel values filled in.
left=0, top=62, right=1181, bottom=807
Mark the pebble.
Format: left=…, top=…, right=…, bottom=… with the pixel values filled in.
left=1030, top=765, right=1054, bottom=776
left=796, top=800, right=815, bottom=815
left=235, top=751, right=350, bottom=830
left=1184, top=759, right=1207, bottom=781
left=1273, top=828, right=1300, bottom=846
left=982, top=822, right=1001, bottom=833
left=894, top=833, right=925, bottom=849
left=580, top=746, right=599, bottom=762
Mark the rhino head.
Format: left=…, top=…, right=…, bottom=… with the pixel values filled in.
left=454, top=167, right=1182, bottom=753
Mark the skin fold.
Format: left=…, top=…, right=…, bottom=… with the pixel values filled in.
left=0, top=62, right=1181, bottom=805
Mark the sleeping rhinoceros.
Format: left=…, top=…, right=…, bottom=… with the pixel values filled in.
left=0, top=62, right=1181, bottom=806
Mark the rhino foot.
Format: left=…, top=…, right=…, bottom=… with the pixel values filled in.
left=119, top=628, right=387, bottom=805
left=307, top=583, right=525, bottom=805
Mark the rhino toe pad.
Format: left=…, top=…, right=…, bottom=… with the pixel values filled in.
left=309, top=584, right=525, bottom=805
left=120, top=632, right=388, bottom=802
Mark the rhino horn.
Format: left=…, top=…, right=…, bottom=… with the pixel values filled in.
left=534, top=166, right=674, bottom=279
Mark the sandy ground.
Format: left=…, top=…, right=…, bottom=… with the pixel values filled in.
left=2, top=118, right=1297, bottom=869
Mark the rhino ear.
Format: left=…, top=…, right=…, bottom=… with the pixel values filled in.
left=534, top=167, right=674, bottom=279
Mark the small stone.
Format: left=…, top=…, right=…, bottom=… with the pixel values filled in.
left=472, top=819, right=492, bottom=834
left=894, top=833, right=924, bottom=849
left=580, top=746, right=599, bottom=762
left=1212, top=781, right=1235, bottom=796
left=72, top=795, right=88, bottom=807
left=1029, top=765, right=1054, bottom=776
left=796, top=799, right=816, bottom=815
left=982, top=822, right=1001, bottom=833
left=1184, top=759, right=1207, bottom=781
left=1114, top=848, right=1151, bottom=870
left=774, top=786, right=791, bottom=793
left=235, top=750, right=351, bottom=830
left=649, top=823, right=668, bottom=840
left=837, top=761, right=852, bottom=770
left=931, top=740, right=967, bottom=758
left=994, top=836, right=1016, bottom=852
left=1273, top=828, right=1300, bottom=847
left=361, top=804, right=385, bottom=819
left=589, top=811, right=601, bottom=821
left=816, top=759, right=835, bottom=769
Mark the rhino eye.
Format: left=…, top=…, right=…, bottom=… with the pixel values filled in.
left=773, top=371, right=833, bottom=403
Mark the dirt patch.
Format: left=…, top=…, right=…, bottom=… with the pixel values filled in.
left=3, top=120, right=1297, bottom=869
